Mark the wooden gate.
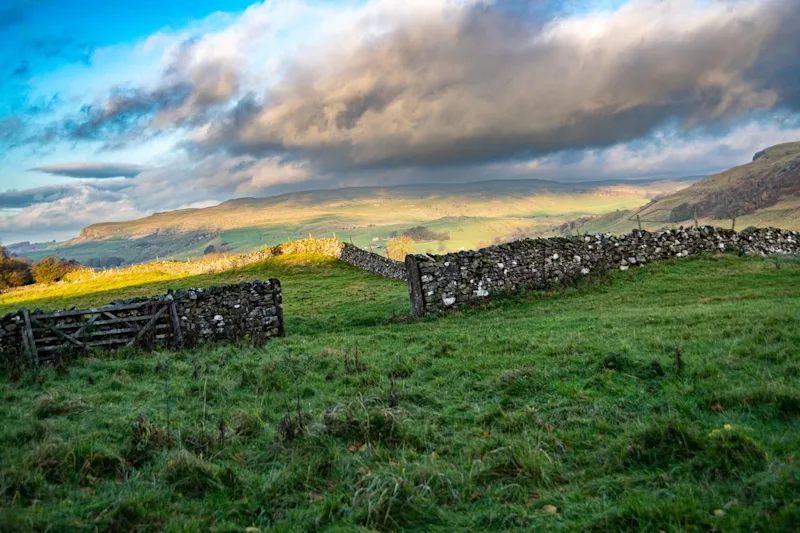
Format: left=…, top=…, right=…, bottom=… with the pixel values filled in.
left=21, top=300, right=182, bottom=365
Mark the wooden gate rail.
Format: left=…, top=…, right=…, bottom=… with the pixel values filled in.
left=22, top=300, right=182, bottom=364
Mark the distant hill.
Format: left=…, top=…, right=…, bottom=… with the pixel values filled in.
left=9, top=177, right=693, bottom=265
left=549, top=142, right=800, bottom=235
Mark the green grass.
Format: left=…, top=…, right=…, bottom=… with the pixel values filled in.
left=1, top=254, right=800, bottom=531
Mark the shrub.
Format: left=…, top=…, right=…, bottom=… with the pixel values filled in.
left=386, top=236, right=414, bottom=261
left=31, top=256, right=81, bottom=284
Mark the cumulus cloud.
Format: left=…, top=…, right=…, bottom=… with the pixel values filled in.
left=30, top=162, right=146, bottom=179
left=0, top=185, right=142, bottom=242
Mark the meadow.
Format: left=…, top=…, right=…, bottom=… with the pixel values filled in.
left=1, top=252, right=799, bottom=532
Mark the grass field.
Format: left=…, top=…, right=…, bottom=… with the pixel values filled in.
left=1, top=253, right=800, bottom=532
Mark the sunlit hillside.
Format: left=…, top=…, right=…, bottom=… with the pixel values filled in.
left=10, top=178, right=693, bottom=265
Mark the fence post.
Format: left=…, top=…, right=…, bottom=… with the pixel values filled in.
left=20, top=308, right=38, bottom=366
left=732, top=209, right=737, bottom=232
left=694, top=206, right=699, bottom=228
left=636, top=215, right=642, bottom=231
left=405, top=255, right=425, bottom=318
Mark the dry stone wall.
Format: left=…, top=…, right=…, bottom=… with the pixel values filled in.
left=168, top=280, right=284, bottom=344
left=0, top=280, right=283, bottom=364
left=273, top=239, right=406, bottom=280
left=405, top=226, right=800, bottom=316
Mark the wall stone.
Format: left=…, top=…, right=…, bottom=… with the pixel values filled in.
left=0, top=280, right=284, bottom=364
left=406, top=226, right=800, bottom=316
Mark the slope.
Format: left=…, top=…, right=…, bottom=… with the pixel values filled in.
left=551, top=142, right=800, bottom=235
left=1, top=253, right=799, bottom=531
left=9, top=178, right=691, bottom=265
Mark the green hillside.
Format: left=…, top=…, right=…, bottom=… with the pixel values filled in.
left=552, top=143, right=800, bottom=235
left=10, top=178, right=692, bottom=265
left=2, top=252, right=799, bottom=531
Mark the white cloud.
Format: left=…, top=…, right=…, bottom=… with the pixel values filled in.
left=0, top=185, right=142, bottom=242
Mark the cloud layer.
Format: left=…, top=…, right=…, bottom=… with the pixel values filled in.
left=197, top=0, right=800, bottom=170
left=30, top=162, right=146, bottom=178
left=31, top=0, right=799, bottom=171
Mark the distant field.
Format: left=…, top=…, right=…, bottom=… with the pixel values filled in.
left=1, top=252, right=799, bottom=531
left=13, top=178, right=693, bottom=265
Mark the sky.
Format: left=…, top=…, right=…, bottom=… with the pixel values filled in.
left=1, top=0, right=799, bottom=243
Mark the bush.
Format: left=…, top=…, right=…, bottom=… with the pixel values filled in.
left=386, top=236, right=415, bottom=261
left=0, top=246, right=33, bottom=289
left=31, top=256, right=81, bottom=284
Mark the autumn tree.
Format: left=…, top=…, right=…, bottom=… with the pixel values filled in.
left=0, top=246, right=33, bottom=289
left=386, top=236, right=414, bottom=261
left=31, top=256, right=81, bottom=284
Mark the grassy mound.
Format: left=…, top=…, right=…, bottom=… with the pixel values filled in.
left=1, top=253, right=799, bottom=531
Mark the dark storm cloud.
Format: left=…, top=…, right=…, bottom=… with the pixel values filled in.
left=29, top=162, right=146, bottom=178
left=195, top=0, right=800, bottom=171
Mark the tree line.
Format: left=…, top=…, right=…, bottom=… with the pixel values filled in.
left=0, top=246, right=82, bottom=290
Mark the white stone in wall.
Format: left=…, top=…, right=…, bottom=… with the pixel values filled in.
left=620, top=265, right=629, bottom=271
left=443, top=297, right=456, bottom=306
left=552, top=253, right=559, bottom=260
left=581, top=267, right=591, bottom=275
left=421, top=275, right=433, bottom=282
left=497, top=263, right=504, bottom=269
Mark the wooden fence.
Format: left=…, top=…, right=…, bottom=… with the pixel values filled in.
left=20, top=300, right=182, bottom=365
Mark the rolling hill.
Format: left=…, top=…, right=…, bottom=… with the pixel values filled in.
left=552, top=142, right=800, bottom=235
left=8, top=177, right=693, bottom=265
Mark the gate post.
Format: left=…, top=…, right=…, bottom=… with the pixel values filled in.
left=20, top=309, right=39, bottom=366
left=405, top=255, right=425, bottom=318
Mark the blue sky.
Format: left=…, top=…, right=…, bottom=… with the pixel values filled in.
left=1, top=0, right=799, bottom=242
